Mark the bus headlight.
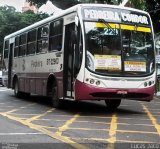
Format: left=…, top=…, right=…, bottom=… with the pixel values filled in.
left=85, top=78, right=104, bottom=87
left=90, top=79, right=95, bottom=84
left=96, top=80, right=100, bottom=85
left=144, top=80, right=154, bottom=87
left=144, top=82, right=148, bottom=87
left=149, top=81, right=152, bottom=86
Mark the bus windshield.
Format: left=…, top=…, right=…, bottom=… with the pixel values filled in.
left=85, top=21, right=155, bottom=77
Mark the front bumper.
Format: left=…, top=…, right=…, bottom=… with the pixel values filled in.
left=75, top=80, right=155, bottom=101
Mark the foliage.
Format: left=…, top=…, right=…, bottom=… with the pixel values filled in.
left=29, top=0, right=123, bottom=9
left=129, top=0, right=146, bottom=10
left=0, top=6, right=49, bottom=54
left=28, top=0, right=160, bottom=11
left=145, top=0, right=160, bottom=11
left=145, top=0, right=160, bottom=33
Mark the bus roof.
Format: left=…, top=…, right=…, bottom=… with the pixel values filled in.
left=4, top=3, right=149, bottom=40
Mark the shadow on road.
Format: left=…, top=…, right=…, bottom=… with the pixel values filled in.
left=9, top=94, right=144, bottom=116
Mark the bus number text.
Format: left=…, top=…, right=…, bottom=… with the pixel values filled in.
left=47, top=58, right=59, bottom=65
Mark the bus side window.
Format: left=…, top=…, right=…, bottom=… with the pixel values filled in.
left=19, top=33, right=27, bottom=57
left=49, top=19, right=63, bottom=51
left=37, top=25, right=49, bottom=53
left=4, top=40, right=9, bottom=59
left=27, top=29, right=37, bottom=55
left=14, top=37, right=19, bottom=57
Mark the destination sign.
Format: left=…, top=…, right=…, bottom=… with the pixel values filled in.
left=83, top=7, right=150, bottom=25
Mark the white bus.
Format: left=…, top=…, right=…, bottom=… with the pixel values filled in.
left=3, top=4, right=156, bottom=109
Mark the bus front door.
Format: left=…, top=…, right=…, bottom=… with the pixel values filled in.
left=63, top=23, right=76, bottom=98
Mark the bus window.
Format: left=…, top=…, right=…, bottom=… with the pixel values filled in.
left=27, top=29, right=36, bottom=55
left=85, top=22, right=121, bottom=57
left=4, top=40, right=9, bottom=58
left=14, top=37, right=19, bottom=57
left=37, top=25, right=49, bottom=53
left=49, top=19, right=63, bottom=51
left=19, top=33, right=27, bottom=57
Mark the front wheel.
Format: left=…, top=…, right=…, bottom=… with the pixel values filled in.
left=105, top=99, right=121, bottom=110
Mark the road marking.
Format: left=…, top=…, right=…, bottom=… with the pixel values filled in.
left=6, top=109, right=21, bottom=114
left=15, top=113, right=152, bottom=121
left=1, top=97, right=160, bottom=147
left=55, top=127, right=158, bottom=134
left=0, top=133, right=43, bottom=135
left=55, top=127, right=110, bottom=131
left=149, top=114, right=160, bottom=117
left=109, top=114, right=117, bottom=137
left=34, top=118, right=154, bottom=127
left=117, top=129, right=158, bottom=134
left=131, top=123, right=154, bottom=127
left=5, top=103, right=36, bottom=114
left=55, top=113, right=90, bottom=149
left=107, top=113, right=118, bottom=149
left=142, top=103, right=160, bottom=136
left=0, top=111, right=90, bottom=149
left=28, top=114, right=112, bottom=119
left=57, top=113, right=80, bottom=136
left=25, top=108, right=54, bottom=123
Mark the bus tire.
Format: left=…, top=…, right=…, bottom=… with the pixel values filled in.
left=51, top=86, right=61, bottom=108
left=105, top=99, right=121, bottom=110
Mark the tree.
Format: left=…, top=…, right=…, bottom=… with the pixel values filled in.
left=28, top=0, right=123, bottom=9
left=0, top=6, right=49, bottom=54
left=145, top=0, right=160, bottom=11
left=129, top=0, right=146, bottom=10
left=28, top=0, right=160, bottom=11
left=144, top=0, right=160, bottom=33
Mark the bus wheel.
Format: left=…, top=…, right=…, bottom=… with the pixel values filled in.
left=105, top=99, right=121, bottom=110
left=51, top=86, right=61, bottom=108
left=14, top=80, right=21, bottom=98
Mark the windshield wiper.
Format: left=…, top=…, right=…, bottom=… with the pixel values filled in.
left=98, top=19, right=117, bottom=35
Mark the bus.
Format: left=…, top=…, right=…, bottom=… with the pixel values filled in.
left=3, top=4, right=156, bottom=109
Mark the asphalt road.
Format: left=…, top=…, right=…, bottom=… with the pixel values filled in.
left=0, top=86, right=160, bottom=149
